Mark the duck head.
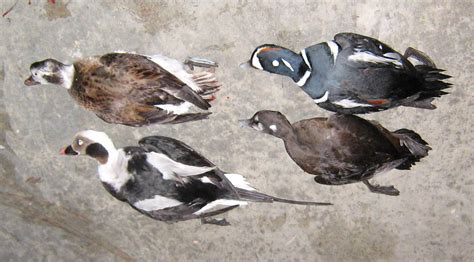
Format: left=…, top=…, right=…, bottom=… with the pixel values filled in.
left=239, top=110, right=294, bottom=139
left=241, top=44, right=309, bottom=83
left=25, top=59, right=75, bottom=89
left=60, top=130, right=116, bottom=165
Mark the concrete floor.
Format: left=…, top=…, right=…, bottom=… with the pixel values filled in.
left=0, top=0, right=472, bottom=261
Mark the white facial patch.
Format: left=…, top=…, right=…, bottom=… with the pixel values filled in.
left=269, top=124, right=278, bottom=132
left=296, top=70, right=311, bottom=86
left=254, top=122, right=264, bottom=131
left=332, top=99, right=373, bottom=108
left=272, top=60, right=280, bottom=67
left=313, top=91, right=329, bottom=103
left=251, top=47, right=265, bottom=70
left=155, top=102, right=193, bottom=115
left=281, top=59, right=294, bottom=72
left=133, top=195, right=182, bottom=211
left=78, top=130, right=116, bottom=153
left=348, top=51, right=403, bottom=68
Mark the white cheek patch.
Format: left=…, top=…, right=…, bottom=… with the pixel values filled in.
left=251, top=48, right=264, bottom=70
left=272, top=60, right=280, bottom=67
left=269, top=124, right=277, bottom=132
left=281, top=59, right=294, bottom=72
left=253, top=122, right=264, bottom=131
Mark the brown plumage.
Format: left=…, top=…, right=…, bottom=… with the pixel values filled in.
left=25, top=53, right=221, bottom=126
left=241, top=111, right=431, bottom=196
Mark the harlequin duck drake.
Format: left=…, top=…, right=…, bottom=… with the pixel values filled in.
left=242, top=33, right=451, bottom=114
left=240, top=111, right=431, bottom=196
left=24, top=53, right=221, bottom=126
left=60, top=130, right=331, bottom=226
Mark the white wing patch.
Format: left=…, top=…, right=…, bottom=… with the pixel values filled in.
left=146, top=152, right=216, bottom=181
left=333, top=99, right=373, bottom=108
left=325, top=41, right=339, bottom=64
left=155, top=101, right=193, bottom=115
left=296, top=70, right=311, bottom=86
left=224, top=173, right=256, bottom=191
left=348, top=51, right=403, bottom=68
left=147, top=54, right=202, bottom=92
left=313, top=91, right=329, bottom=103
left=133, top=195, right=182, bottom=211
left=269, top=124, right=278, bottom=132
left=193, top=199, right=247, bottom=215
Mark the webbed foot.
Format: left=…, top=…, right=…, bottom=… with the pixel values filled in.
left=200, top=217, right=231, bottom=226
left=363, top=180, right=400, bottom=196
left=184, top=57, right=218, bottom=70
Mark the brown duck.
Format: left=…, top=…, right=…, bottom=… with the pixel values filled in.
left=240, top=111, right=431, bottom=196
left=24, top=53, right=221, bottom=126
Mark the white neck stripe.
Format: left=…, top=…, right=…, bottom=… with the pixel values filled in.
left=61, top=65, right=75, bottom=89
left=301, top=49, right=312, bottom=70
left=326, top=41, right=339, bottom=65
left=296, top=70, right=311, bottom=86
left=313, top=91, right=329, bottom=103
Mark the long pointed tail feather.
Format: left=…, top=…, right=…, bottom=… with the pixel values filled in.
left=235, top=188, right=332, bottom=206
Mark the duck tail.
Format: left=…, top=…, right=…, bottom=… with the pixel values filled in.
left=223, top=173, right=331, bottom=206
left=403, top=47, right=452, bottom=109
left=392, top=128, right=431, bottom=170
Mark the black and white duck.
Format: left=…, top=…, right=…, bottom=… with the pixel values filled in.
left=242, top=32, right=451, bottom=114
left=240, top=111, right=431, bottom=196
left=25, top=53, right=221, bottom=126
left=60, top=130, right=331, bottom=226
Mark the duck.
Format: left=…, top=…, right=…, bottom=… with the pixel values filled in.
left=24, top=53, right=222, bottom=126
left=240, top=111, right=431, bottom=195
left=60, top=130, right=331, bottom=226
left=242, top=32, right=451, bottom=114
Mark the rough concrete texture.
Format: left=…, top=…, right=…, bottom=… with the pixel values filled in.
left=0, top=0, right=472, bottom=261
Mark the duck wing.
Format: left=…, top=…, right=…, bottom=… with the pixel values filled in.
left=98, top=53, right=211, bottom=110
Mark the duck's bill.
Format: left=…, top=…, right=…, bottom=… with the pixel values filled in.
left=60, top=145, right=78, bottom=156
left=238, top=119, right=252, bottom=128
left=239, top=61, right=253, bottom=69
left=24, top=76, right=40, bottom=86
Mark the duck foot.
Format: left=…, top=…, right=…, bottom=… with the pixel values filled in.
left=363, top=180, right=400, bottom=196
left=184, top=57, right=218, bottom=70
left=200, top=217, right=231, bottom=226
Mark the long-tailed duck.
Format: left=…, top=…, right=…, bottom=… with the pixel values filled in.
left=25, top=53, right=221, bottom=126
left=60, top=130, right=331, bottom=225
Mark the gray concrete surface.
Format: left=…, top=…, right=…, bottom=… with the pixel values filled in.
left=0, top=0, right=472, bottom=261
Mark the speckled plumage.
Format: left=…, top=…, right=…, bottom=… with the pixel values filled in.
left=25, top=53, right=221, bottom=126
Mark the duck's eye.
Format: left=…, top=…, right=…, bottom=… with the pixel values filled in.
left=272, top=60, right=280, bottom=67
left=77, top=139, right=84, bottom=146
